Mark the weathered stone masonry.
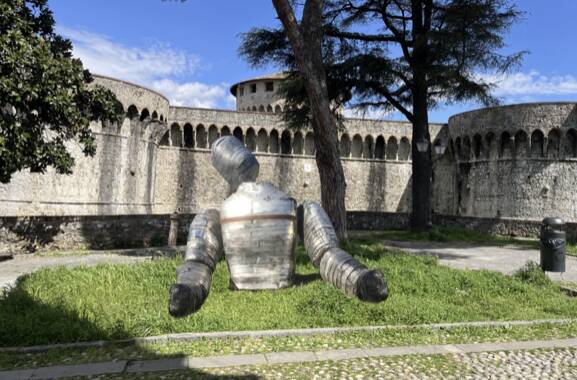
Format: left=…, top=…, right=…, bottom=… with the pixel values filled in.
left=1, top=75, right=577, bottom=252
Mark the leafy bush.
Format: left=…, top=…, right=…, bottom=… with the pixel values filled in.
left=513, top=261, right=552, bottom=286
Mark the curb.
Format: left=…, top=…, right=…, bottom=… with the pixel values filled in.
left=1, top=318, right=576, bottom=354
left=2, top=337, right=577, bottom=379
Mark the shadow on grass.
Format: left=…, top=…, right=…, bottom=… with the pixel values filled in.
left=0, top=279, right=260, bottom=378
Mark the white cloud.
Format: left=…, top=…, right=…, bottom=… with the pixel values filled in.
left=482, top=70, right=577, bottom=98
left=151, top=79, right=231, bottom=109
left=57, top=26, right=233, bottom=109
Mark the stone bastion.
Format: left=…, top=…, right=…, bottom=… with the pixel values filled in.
left=0, top=75, right=576, bottom=252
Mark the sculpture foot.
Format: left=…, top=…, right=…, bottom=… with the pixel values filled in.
left=168, top=283, right=208, bottom=317
left=357, top=270, right=389, bottom=303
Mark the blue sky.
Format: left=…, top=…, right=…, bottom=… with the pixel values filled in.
left=48, top=0, right=577, bottom=123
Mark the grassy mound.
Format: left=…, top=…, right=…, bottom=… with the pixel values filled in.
left=1, top=240, right=575, bottom=347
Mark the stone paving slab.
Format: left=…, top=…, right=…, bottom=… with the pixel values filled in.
left=125, top=357, right=188, bottom=373
left=3, top=337, right=577, bottom=379
left=1, top=360, right=127, bottom=380
left=383, top=240, right=577, bottom=282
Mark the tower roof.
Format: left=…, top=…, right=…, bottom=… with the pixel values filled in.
left=230, top=72, right=290, bottom=96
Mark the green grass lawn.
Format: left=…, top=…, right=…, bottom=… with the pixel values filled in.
left=1, top=241, right=576, bottom=348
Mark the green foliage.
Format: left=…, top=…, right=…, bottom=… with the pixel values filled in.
left=1, top=240, right=576, bottom=347
left=239, top=0, right=524, bottom=122
left=513, top=261, right=552, bottom=287
left=0, top=0, right=123, bottom=183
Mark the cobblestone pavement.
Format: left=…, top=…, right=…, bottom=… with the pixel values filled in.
left=383, top=240, right=577, bottom=283
left=85, top=348, right=577, bottom=379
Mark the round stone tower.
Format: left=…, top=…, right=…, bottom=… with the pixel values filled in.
left=230, top=72, right=288, bottom=113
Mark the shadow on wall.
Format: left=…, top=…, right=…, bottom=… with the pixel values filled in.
left=365, top=161, right=386, bottom=211
left=0, top=217, right=64, bottom=253
left=175, top=147, right=197, bottom=246
left=396, top=179, right=411, bottom=213
left=0, top=283, right=259, bottom=379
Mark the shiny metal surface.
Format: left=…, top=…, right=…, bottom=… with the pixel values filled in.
left=221, top=182, right=297, bottom=290
left=175, top=260, right=213, bottom=291
left=184, top=209, right=223, bottom=270
left=319, top=247, right=367, bottom=297
left=169, top=209, right=224, bottom=317
left=302, top=201, right=339, bottom=267
left=211, top=136, right=259, bottom=192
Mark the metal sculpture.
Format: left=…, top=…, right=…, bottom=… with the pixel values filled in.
left=169, top=136, right=388, bottom=317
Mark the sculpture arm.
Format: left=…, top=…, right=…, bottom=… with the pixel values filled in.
left=302, top=201, right=388, bottom=302
left=168, top=209, right=223, bottom=317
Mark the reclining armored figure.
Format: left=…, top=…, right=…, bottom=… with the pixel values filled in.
left=169, top=136, right=389, bottom=317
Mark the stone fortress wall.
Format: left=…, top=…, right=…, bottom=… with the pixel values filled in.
left=1, top=74, right=577, bottom=252
left=0, top=75, right=437, bottom=219
left=445, top=103, right=577, bottom=223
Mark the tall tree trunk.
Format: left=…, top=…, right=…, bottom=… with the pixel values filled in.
left=410, top=79, right=432, bottom=231
left=272, top=0, right=348, bottom=240
left=410, top=0, right=432, bottom=231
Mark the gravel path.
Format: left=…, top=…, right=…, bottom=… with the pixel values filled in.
left=383, top=240, right=577, bottom=282
left=4, top=339, right=577, bottom=379
left=85, top=348, right=577, bottom=379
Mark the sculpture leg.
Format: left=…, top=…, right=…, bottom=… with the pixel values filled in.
left=169, top=209, right=223, bottom=317
left=302, top=201, right=388, bottom=303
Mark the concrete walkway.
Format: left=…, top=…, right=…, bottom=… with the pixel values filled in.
left=2, top=337, right=577, bottom=379
left=383, top=240, right=577, bottom=282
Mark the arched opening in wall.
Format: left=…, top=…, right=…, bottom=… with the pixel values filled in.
left=340, top=134, right=351, bottom=157
left=252, top=106, right=257, bottom=112
left=386, top=136, right=398, bottom=160
left=267, top=105, right=273, bottom=113
left=275, top=105, right=282, bottom=113
left=564, top=129, right=577, bottom=158
left=170, top=123, right=182, bottom=147
left=233, top=127, right=244, bottom=143
left=463, top=136, right=471, bottom=161
left=151, top=111, right=158, bottom=120
left=127, top=105, right=139, bottom=120
left=246, top=128, right=257, bottom=152
left=530, top=130, right=544, bottom=158
left=363, top=136, right=374, bottom=159
left=281, top=130, right=291, bottom=154
left=293, top=132, right=304, bottom=155
left=208, top=125, right=219, bottom=148
left=514, top=130, right=529, bottom=158
left=269, top=129, right=279, bottom=153
left=351, top=134, right=363, bottom=158
left=374, top=136, right=385, bottom=159
left=499, top=132, right=512, bottom=158
left=196, top=124, right=207, bottom=149
left=304, top=132, right=315, bottom=155
left=473, top=134, right=483, bottom=159
left=547, top=129, right=561, bottom=158
left=183, top=123, right=194, bottom=148
left=455, top=137, right=462, bottom=161
left=221, top=126, right=231, bottom=136
left=159, top=131, right=170, bottom=146
left=160, top=115, right=164, bottom=122
left=398, top=137, right=411, bottom=160
left=257, top=128, right=268, bottom=152
left=485, top=132, right=496, bottom=159
left=258, top=105, right=265, bottom=112
left=140, top=108, right=150, bottom=122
